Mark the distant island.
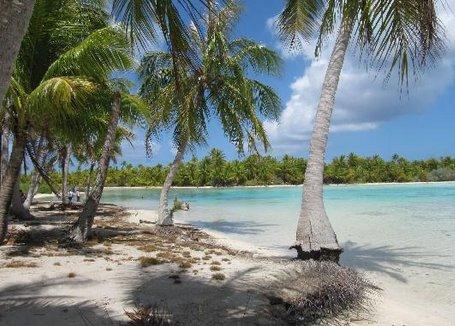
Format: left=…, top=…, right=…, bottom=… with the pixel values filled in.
left=23, top=149, right=455, bottom=192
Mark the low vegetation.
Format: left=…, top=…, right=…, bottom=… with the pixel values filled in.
left=211, top=273, right=226, bottom=281
left=139, top=257, right=163, bottom=268
left=4, top=260, right=38, bottom=268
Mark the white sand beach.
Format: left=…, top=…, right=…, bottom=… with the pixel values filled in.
left=0, top=203, right=452, bottom=325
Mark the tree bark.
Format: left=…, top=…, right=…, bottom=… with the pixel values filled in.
left=0, top=112, right=10, bottom=186
left=23, top=169, right=40, bottom=209
left=67, top=92, right=121, bottom=243
left=23, top=140, right=48, bottom=209
left=0, top=0, right=36, bottom=104
left=10, top=178, right=33, bottom=220
left=0, top=130, right=26, bottom=243
left=157, top=140, right=187, bottom=226
left=85, top=161, right=95, bottom=203
left=60, top=144, right=72, bottom=205
left=293, top=18, right=353, bottom=263
left=26, top=143, right=60, bottom=198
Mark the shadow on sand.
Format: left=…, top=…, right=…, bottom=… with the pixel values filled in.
left=0, top=277, right=115, bottom=326
left=123, top=265, right=284, bottom=325
left=188, top=220, right=277, bottom=235
left=0, top=265, right=284, bottom=326
left=341, top=241, right=454, bottom=283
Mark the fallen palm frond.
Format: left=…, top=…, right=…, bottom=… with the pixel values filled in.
left=125, top=305, right=172, bottom=326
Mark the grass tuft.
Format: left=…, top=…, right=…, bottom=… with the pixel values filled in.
left=210, top=265, right=221, bottom=272
left=139, top=256, right=163, bottom=267
left=67, top=272, right=76, bottom=278
left=4, top=260, right=38, bottom=268
left=179, top=261, right=192, bottom=269
left=211, top=273, right=226, bottom=281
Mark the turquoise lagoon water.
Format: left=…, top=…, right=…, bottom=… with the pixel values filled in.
left=101, top=183, right=455, bottom=308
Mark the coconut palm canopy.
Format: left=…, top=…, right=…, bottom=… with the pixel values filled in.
left=138, top=3, right=283, bottom=155
left=277, top=0, right=445, bottom=84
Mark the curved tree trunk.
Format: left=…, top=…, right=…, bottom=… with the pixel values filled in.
left=85, top=161, right=95, bottom=203
left=10, top=178, right=33, bottom=220
left=0, top=0, right=36, bottom=104
left=26, top=143, right=60, bottom=199
left=23, top=141, right=48, bottom=209
left=67, top=92, right=121, bottom=243
left=293, top=18, right=353, bottom=263
left=157, top=141, right=187, bottom=226
left=0, top=130, right=26, bottom=243
left=0, top=112, right=10, bottom=185
left=60, top=144, right=72, bottom=205
left=23, top=170, right=41, bottom=209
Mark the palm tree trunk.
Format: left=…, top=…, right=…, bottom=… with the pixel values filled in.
left=60, top=144, right=71, bottom=205
left=0, top=130, right=26, bottom=243
left=157, top=141, right=187, bottom=226
left=23, top=142, right=47, bottom=209
left=293, top=18, right=353, bottom=263
left=0, top=0, right=36, bottom=104
left=68, top=92, right=121, bottom=243
left=85, top=161, right=95, bottom=203
left=23, top=169, right=41, bottom=209
left=26, top=143, right=61, bottom=199
left=0, top=112, right=10, bottom=185
left=10, top=178, right=33, bottom=220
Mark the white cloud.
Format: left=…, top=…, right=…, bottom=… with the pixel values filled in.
left=266, top=2, right=455, bottom=154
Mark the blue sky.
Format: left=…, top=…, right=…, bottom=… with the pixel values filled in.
left=119, top=0, right=455, bottom=166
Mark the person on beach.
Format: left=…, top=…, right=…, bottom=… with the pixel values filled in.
left=68, top=189, right=74, bottom=204
left=76, top=188, right=80, bottom=202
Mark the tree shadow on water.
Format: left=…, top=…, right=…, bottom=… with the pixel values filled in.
left=341, top=241, right=454, bottom=283
left=188, top=220, right=277, bottom=235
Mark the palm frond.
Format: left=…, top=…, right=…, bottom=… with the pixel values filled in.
left=43, top=27, right=132, bottom=82
left=277, top=0, right=327, bottom=50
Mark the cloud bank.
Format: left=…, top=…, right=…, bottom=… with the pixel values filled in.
left=265, top=3, right=455, bottom=153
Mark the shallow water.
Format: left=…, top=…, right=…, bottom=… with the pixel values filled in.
left=101, top=183, right=455, bottom=310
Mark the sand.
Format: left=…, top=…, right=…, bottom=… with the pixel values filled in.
left=0, top=205, right=293, bottom=325
left=0, top=205, right=452, bottom=325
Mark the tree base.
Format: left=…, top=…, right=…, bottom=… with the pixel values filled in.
left=290, top=245, right=343, bottom=264
left=157, top=211, right=174, bottom=226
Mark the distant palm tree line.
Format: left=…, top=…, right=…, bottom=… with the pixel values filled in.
left=23, top=150, right=455, bottom=192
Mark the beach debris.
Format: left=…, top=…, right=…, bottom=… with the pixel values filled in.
left=125, top=305, right=172, bottom=325
left=267, top=261, right=374, bottom=324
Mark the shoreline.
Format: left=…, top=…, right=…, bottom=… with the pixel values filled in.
left=33, top=181, right=455, bottom=197
left=106, top=180, right=455, bottom=189
left=1, top=201, right=452, bottom=324
left=127, top=207, right=455, bottom=325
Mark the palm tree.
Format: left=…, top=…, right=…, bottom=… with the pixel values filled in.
left=68, top=87, right=148, bottom=243
left=277, top=0, right=444, bottom=261
left=0, top=24, right=133, bottom=243
left=139, top=3, right=282, bottom=226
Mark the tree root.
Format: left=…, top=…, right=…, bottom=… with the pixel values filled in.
left=290, top=245, right=343, bottom=263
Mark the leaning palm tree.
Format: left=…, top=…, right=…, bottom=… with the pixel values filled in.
left=67, top=84, right=148, bottom=244
left=140, top=3, right=282, bottom=226
left=0, top=26, right=132, bottom=243
left=277, top=0, right=444, bottom=261
left=0, top=0, right=36, bottom=104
